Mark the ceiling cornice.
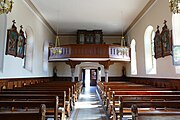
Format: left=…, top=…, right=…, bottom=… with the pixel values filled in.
left=124, top=0, right=157, bottom=35
left=24, top=0, right=56, bottom=35
left=24, top=0, right=156, bottom=37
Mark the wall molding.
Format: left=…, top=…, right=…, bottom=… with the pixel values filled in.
left=24, top=0, right=156, bottom=37
left=125, top=0, right=157, bottom=35
left=24, top=0, right=56, bottom=35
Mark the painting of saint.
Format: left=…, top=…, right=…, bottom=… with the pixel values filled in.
left=6, top=20, right=18, bottom=57
left=17, top=35, right=24, bottom=58
left=161, top=20, right=172, bottom=57
left=17, top=25, right=25, bottom=58
left=6, top=30, right=18, bottom=56
left=8, top=31, right=18, bottom=53
left=154, top=26, right=162, bottom=59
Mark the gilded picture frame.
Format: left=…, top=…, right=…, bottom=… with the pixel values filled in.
left=6, top=21, right=18, bottom=57
left=161, top=20, right=172, bottom=57
left=154, top=26, right=163, bottom=59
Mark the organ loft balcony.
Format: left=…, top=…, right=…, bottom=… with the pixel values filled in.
left=48, top=30, right=130, bottom=63
left=48, top=44, right=130, bottom=62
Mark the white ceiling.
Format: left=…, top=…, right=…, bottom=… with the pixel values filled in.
left=30, top=0, right=150, bottom=35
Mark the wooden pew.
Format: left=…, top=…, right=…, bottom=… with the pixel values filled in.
left=0, top=104, right=46, bottom=120
left=108, top=91, right=180, bottom=109
left=104, top=87, right=174, bottom=111
left=5, top=87, right=73, bottom=105
left=22, top=80, right=83, bottom=102
left=97, top=81, right=180, bottom=120
left=97, top=81, right=149, bottom=106
left=0, top=80, right=83, bottom=119
left=0, top=97, right=60, bottom=120
left=112, top=96, right=180, bottom=120
left=3, top=86, right=74, bottom=115
left=97, top=81, right=167, bottom=105
left=131, top=103, right=180, bottom=120
left=97, top=81, right=135, bottom=96
left=105, top=90, right=180, bottom=119
left=0, top=90, right=69, bottom=118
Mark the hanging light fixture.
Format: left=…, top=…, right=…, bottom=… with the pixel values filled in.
left=55, top=35, right=60, bottom=47
left=55, top=11, right=61, bottom=47
left=120, top=11, right=126, bottom=46
left=0, top=0, right=13, bottom=15
left=169, top=0, right=180, bottom=14
left=120, top=36, right=126, bottom=46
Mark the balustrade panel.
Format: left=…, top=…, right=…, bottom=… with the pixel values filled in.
left=49, top=44, right=130, bottom=61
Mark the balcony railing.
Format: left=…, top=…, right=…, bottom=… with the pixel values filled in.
left=49, top=44, right=130, bottom=61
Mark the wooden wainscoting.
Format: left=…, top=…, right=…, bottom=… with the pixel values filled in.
left=0, top=77, right=51, bottom=91
left=126, top=77, right=180, bottom=90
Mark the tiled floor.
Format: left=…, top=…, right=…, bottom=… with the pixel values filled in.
left=69, top=87, right=109, bottom=120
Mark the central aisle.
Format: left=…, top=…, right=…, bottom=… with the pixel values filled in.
left=69, top=87, right=108, bottom=120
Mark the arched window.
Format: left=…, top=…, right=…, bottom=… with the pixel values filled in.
left=43, top=41, right=49, bottom=73
left=131, top=39, right=137, bottom=75
left=144, top=26, right=157, bottom=74
left=172, top=14, right=180, bottom=74
left=24, top=27, right=34, bottom=72
left=0, top=14, right=7, bottom=72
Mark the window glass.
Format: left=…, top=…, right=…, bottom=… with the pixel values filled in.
left=144, top=26, right=157, bottom=74
left=0, top=14, right=6, bottom=72
left=131, top=39, right=137, bottom=75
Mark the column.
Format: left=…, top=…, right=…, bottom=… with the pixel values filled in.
left=97, top=69, right=101, bottom=82
left=99, top=60, right=114, bottom=83
left=104, top=69, right=109, bottom=82
left=65, top=60, right=81, bottom=82
left=71, top=68, right=75, bottom=82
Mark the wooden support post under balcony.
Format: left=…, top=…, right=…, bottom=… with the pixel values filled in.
left=65, top=60, right=81, bottom=82
left=99, top=60, right=114, bottom=82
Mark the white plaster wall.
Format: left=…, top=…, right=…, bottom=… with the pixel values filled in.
left=56, top=62, right=124, bottom=77
left=103, top=36, right=121, bottom=44
left=0, top=0, right=55, bottom=78
left=127, top=0, right=180, bottom=78
left=108, top=63, right=125, bottom=76
left=60, top=36, right=77, bottom=45
left=56, top=62, right=71, bottom=77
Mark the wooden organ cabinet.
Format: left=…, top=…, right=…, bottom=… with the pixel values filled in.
left=77, top=30, right=103, bottom=44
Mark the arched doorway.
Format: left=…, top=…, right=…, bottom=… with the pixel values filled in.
left=79, top=62, right=102, bottom=87
left=82, top=68, right=98, bottom=87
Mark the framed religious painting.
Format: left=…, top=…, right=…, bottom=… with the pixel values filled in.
left=90, top=69, right=97, bottom=86
left=6, top=20, right=18, bottom=57
left=161, top=20, right=172, bottom=57
left=91, top=69, right=97, bottom=80
left=16, top=25, right=26, bottom=58
left=154, top=25, right=163, bottom=59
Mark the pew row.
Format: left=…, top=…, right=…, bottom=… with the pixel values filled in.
left=0, top=104, right=46, bottom=120
left=112, top=96, right=180, bottom=120
left=1, top=80, right=83, bottom=118
left=131, top=103, right=180, bottom=120
left=97, top=81, right=175, bottom=108
left=0, top=95, right=64, bottom=120
left=0, top=90, right=69, bottom=118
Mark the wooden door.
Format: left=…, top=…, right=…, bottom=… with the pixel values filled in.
left=82, top=69, right=85, bottom=87
left=90, top=69, right=97, bottom=86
